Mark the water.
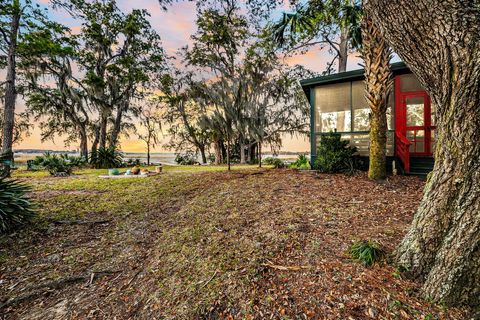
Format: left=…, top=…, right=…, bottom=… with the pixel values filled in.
left=14, top=151, right=302, bottom=165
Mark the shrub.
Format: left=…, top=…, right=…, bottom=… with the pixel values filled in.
left=33, top=152, right=73, bottom=175
left=262, top=157, right=285, bottom=168
left=0, top=178, right=35, bottom=234
left=126, top=158, right=141, bottom=167
left=314, top=132, right=358, bottom=173
left=90, top=147, right=123, bottom=169
left=290, top=154, right=310, bottom=170
left=348, top=240, right=383, bottom=267
left=175, top=152, right=198, bottom=165
left=60, top=154, right=87, bottom=167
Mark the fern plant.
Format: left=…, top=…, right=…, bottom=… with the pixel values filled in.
left=0, top=178, right=35, bottom=234
left=348, top=240, right=383, bottom=267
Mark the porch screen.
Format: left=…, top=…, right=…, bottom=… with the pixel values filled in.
left=315, top=82, right=351, bottom=133
left=351, top=80, right=394, bottom=131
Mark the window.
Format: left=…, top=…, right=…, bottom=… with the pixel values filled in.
left=352, top=81, right=369, bottom=131
left=351, top=80, right=394, bottom=131
left=315, top=82, right=351, bottom=133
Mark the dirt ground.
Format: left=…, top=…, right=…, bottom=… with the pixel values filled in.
left=0, top=168, right=473, bottom=319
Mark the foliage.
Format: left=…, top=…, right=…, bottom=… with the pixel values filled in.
left=314, top=132, right=358, bottom=174
left=89, top=147, right=123, bottom=169
left=32, top=152, right=75, bottom=175
left=0, top=178, right=34, bottom=234
left=59, top=154, right=88, bottom=167
left=125, top=158, right=142, bottom=167
left=290, top=154, right=310, bottom=170
left=175, top=152, right=198, bottom=165
left=348, top=240, right=384, bottom=267
left=271, top=0, right=362, bottom=73
left=262, top=157, right=286, bottom=168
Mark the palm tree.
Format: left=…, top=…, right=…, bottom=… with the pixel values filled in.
left=272, top=0, right=362, bottom=73
left=273, top=1, right=392, bottom=179
left=361, top=15, right=393, bottom=180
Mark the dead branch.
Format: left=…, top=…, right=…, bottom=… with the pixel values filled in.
left=51, top=219, right=112, bottom=226
left=0, top=270, right=120, bottom=309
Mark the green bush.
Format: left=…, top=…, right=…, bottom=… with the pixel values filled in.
left=290, top=154, right=310, bottom=170
left=175, top=152, right=198, bottom=165
left=33, top=152, right=74, bottom=175
left=262, top=157, right=285, bottom=168
left=314, top=132, right=358, bottom=173
left=0, top=178, right=35, bottom=234
left=60, top=154, right=88, bottom=167
left=90, top=147, right=123, bottom=169
left=348, top=240, right=383, bottom=267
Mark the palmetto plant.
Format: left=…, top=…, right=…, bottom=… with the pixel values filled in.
left=90, top=146, right=124, bottom=169
left=0, top=178, right=35, bottom=234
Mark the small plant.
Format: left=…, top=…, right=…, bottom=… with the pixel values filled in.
left=348, top=240, right=383, bottom=267
left=290, top=154, right=310, bottom=170
left=90, top=147, right=123, bottom=169
left=175, top=152, right=198, bottom=165
left=33, top=152, right=73, bottom=175
left=60, top=154, right=87, bottom=167
left=0, top=178, right=35, bottom=234
left=262, top=157, right=285, bottom=168
left=314, top=131, right=358, bottom=174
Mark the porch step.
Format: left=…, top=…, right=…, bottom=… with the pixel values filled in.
left=408, top=157, right=434, bottom=179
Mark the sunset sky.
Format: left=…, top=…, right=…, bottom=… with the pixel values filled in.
left=14, top=0, right=366, bottom=153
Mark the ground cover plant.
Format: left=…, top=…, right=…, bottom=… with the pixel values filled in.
left=0, top=167, right=472, bottom=319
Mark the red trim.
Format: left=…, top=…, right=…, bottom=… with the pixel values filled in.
left=394, top=75, right=434, bottom=172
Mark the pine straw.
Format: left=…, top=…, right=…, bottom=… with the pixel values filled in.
left=0, top=169, right=472, bottom=319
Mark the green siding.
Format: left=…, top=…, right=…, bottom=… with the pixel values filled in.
left=309, top=88, right=316, bottom=167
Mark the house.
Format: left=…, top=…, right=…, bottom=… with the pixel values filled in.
left=300, top=62, right=435, bottom=176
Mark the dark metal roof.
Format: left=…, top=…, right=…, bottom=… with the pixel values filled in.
left=300, top=61, right=409, bottom=88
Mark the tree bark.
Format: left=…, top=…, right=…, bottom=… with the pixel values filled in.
left=79, top=127, right=88, bottom=160
left=365, top=0, right=480, bottom=307
left=213, top=140, right=222, bottom=165
left=258, top=142, right=262, bottom=168
left=240, top=141, right=246, bottom=164
left=1, top=1, right=20, bottom=176
left=361, top=16, right=392, bottom=180
left=226, top=137, right=231, bottom=171
left=338, top=26, right=349, bottom=73
left=147, top=141, right=150, bottom=166
left=110, top=106, right=124, bottom=148
left=198, top=144, right=207, bottom=164
left=98, top=111, right=109, bottom=150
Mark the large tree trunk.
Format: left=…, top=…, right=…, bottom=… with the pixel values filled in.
left=1, top=2, right=20, bottom=176
left=110, top=106, right=123, bottom=148
left=79, top=127, right=89, bottom=160
left=239, top=141, right=246, bottom=164
left=213, top=140, right=222, bottom=165
left=98, top=111, right=109, bottom=150
left=365, top=0, right=480, bottom=307
left=361, top=16, right=392, bottom=180
left=338, top=26, right=349, bottom=73
left=198, top=144, right=207, bottom=164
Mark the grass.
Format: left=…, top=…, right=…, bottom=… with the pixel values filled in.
left=348, top=240, right=384, bottom=267
left=0, top=167, right=471, bottom=319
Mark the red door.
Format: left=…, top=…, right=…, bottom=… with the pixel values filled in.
left=397, top=92, right=435, bottom=156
